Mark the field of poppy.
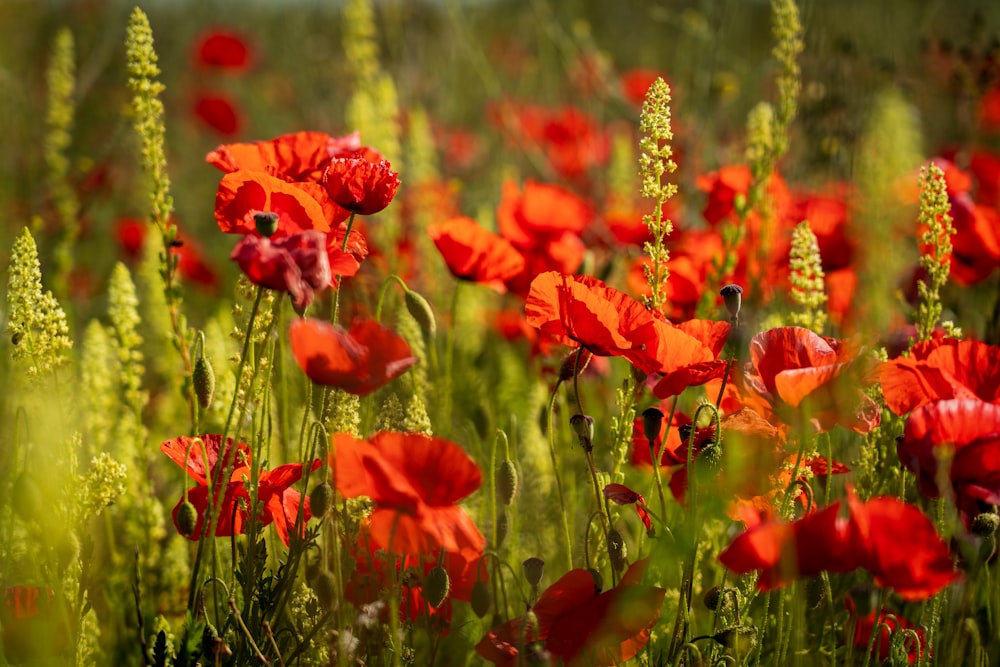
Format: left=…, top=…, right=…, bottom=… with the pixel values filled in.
left=3, top=0, right=1000, bottom=665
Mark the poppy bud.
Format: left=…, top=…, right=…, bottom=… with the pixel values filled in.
left=557, top=348, right=592, bottom=382
left=496, top=459, right=519, bottom=506
left=719, top=284, right=743, bottom=321
left=404, top=289, right=437, bottom=339
left=641, top=407, right=664, bottom=444
left=176, top=500, right=199, bottom=537
left=607, top=528, right=628, bottom=572
left=12, top=472, right=43, bottom=523
left=570, top=414, right=595, bottom=452
left=309, top=482, right=333, bottom=520
left=971, top=512, right=999, bottom=537
left=201, top=622, right=221, bottom=660
left=522, top=557, right=545, bottom=587
left=254, top=212, right=279, bottom=237
left=423, top=565, right=450, bottom=608
left=471, top=580, right=491, bottom=618
left=192, top=356, right=216, bottom=410
left=703, top=585, right=737, bottom=614
left=712, top=625, right=757, bottom=652
left=312, top=571, right=338, bottom=610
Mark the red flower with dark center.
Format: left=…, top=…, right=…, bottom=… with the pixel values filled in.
left=207, top=130, right=361, bottom=182
left=878, top=338, right=1000, bottom=415
left=322, top=151, right=400, bottom=215
left=476, top=559, right=665, bottom=666
left=333, top=431, right=486, bottom=593
left=230, top=230, right=331, bottom=311
left=193, top=92, right=242, bottom=136
left=160, top=434, right=319, bottom=546
left=215, top=169, right=333, bottom=236
left=193, top=29, right=252, bottom=71
left=429, top=216, right=526, bottom=291
left=742, top=326, right=880, bottom=433
left=289, top=318, right=417, bottom=395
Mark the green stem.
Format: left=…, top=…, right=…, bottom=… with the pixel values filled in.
left=546, top=384, right=574, bottom=573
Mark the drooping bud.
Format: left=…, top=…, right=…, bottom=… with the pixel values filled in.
left=496, top=459, right=519, bottom=506
left=522, top=557, right=545, bottom=587
left=176, top=500, right=199, bottom=537
left=641, top=407, right=664, bottom=444
left=557, top=348, right=592, bottom=383
left=471, top=580, right=491, bottom=618
left=570, top=414, right=595, bottom=452
left=254, top=211, right=279, bottom=237
left=712, top=625, right=757, bottom=652
left=309, top=482, right=334, bottom=520
left=404, top=289, right=437, bottom=339
left=607, top=529, right=628, bottom=572
left=312, top=571, right=338, bottom=610
left=703, top=585, right=737, bottom=614
left=719, top=284, right=744, bottom=321
left=423, top=565, right=451, bottom=608
left=192, top=356, right=216, bottom=411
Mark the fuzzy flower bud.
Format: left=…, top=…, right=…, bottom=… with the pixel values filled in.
left=312, top=571, right=338, bottom=611
left=309, top=482, right=333, bottom=520
left=404, top=289, right=436, bottom=339
left=176, top=500, right=198, bottom=537
left=471, top=580, right=491, bottom=618
left=496, top=459, right=519, bottom=506
left=192, top=356, right=216, bottom=410
left=422, top=565, right=451, bottom=608
left=972, top=512, right=1000, bottom=537
left=713, top=625, right=757, bottom=652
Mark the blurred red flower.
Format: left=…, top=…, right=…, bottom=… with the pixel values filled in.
left=289, top=318, right=416, bottom=395
left=476, top=559, right=665, bottom=666
left=333, top=431, right=486, bottom=592
left=497, top=179, right=591, bottom=246
left=322, top=151, right=400, bottom=215
left=193, top=92, right=242, bottom=136
left=114, top=218, right=145, bottom=259
left=620, top=68, right=668, bottom=107
left=193, top=28, right=252, bottom=71
left=428, top=216, right=525, bottom=291
left=2, top=586, right=70, bottom=663
left=160, top=434, right=319, bottom=546
left=878, top=338, right=1000, bottom=415
left=230, top=230, right=331, bottom=311
left=846, top=600, right=925, bottom=664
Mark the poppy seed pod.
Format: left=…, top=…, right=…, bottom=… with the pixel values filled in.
left=523, top=557, right=545, bottom=587
left=972, top=512, right=999, bottom=537
left=496, top=459, right=519, bottom=506
left=404, top=289, right=437, bottom=339
left=423, top=565, right=451, bottom=608
left=470, top=580, right=491, bottom=618
left=253, top=211, right=279, bottom=237
left=641, top=407, right=664, bottom=444
left=192, top=356, right=216, bottom=410
left=719, top=284, right=743, bottom=320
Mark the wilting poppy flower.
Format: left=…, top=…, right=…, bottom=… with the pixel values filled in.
left=845, top=487, right=959, bottom=601
left=333, top=431, right=486, bottom=593
left=193, top=28, right=252, bottom=71
left=207, top=130, right=361, bottom=182
left=215, top=169, right=332, bottom=236
left=878, top=338, right=1000, bottom=415
left=603, top=483, right=652, bottom=534
left=160, top=434, right=319, bottom=546
left=2, top=586, right=71, bottom=663
left=322, top=151, right=400, bottom=215
left=193, top=92, right=242, bottom=136
left=230, top=230, right=331, bottom=311
left=741, top=326, right=880, bottom=433
left=476, top=559, right=665, bottom=666
left=897, top=398, right=1000, bottom=522
left=289, top=318, right=417, bottom=395
left=429, top=216, right=525, bottom=291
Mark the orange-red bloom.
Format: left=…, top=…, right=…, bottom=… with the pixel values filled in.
left=207, top=130, right=361, bottom=182
left=322, top=151, right=400, bottom=215
left=476, top=559, right=665, bottom=666
left=231, top=230, right=332, bottom=311
left=428, top=216, right=526, bottom=291
left=289, top=318, right=416, bottom=395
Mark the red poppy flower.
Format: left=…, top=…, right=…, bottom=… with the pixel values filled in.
left=650, top=318, right=732, bottom=398
left=497, top=179, right=591, bottom=248
left=845, top=487, right=959, bottom=601
left=631, top=406, right=692, bottom=468
left=476, top=559, right=666, bottom=666
left=620, top=68, right=668, bottom=107
left=878, top=338, right=1000, bottom=415
left=333, top=431, right=486, bottom=590
left=193, top=92, right=242, bottom=136
left=289, top=318, right=417, bottom=395
left=322, top=151, right=400, bottom=215
left=428, top=216, right=525, bottom=291
left=741, top=326, right=880, bottom=433
left=160, top=434, right=320, bottom=546
left=603, top=483, right=652, bottom=534
left=897, top=398, right=1000, bottom=521
left=2, top=586, right=71, bottom=663
left=207, top=130, right=361, bottom=182
left=215, top=169, right=332, bottom=236
left=193, top=28, right=252, bottom=71
left=230, top=230, right=331, bottom=311
left=944, top=193, right=1000, bottom=286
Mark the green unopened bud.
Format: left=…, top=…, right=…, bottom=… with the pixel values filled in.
left=496, top=459, right=519, bottom=506
left=570, top=414, right=595, bottom=452
left=471, top=580, right=491, bottom=618
left=971, top=512, right=999, bottom=537
left=522, top=557, right=545, bottom=587
left=254, top=212, right=279, bottom=237
left=713, top=625, right=757, bottom=652
left=176, top=500, right=199, bottom=537
left=309, top=481, right=333, bottom=520
left=404, top=289, right=437, bottom=339
left=423, top=565, right=450, bottom=608
left=607, top=528, right=628, bottom=572
left=192, top=356, right=216, bottom=410
left=312, top=571, right=338, bottom=610
left=641, top=407, right=664, bottom=443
